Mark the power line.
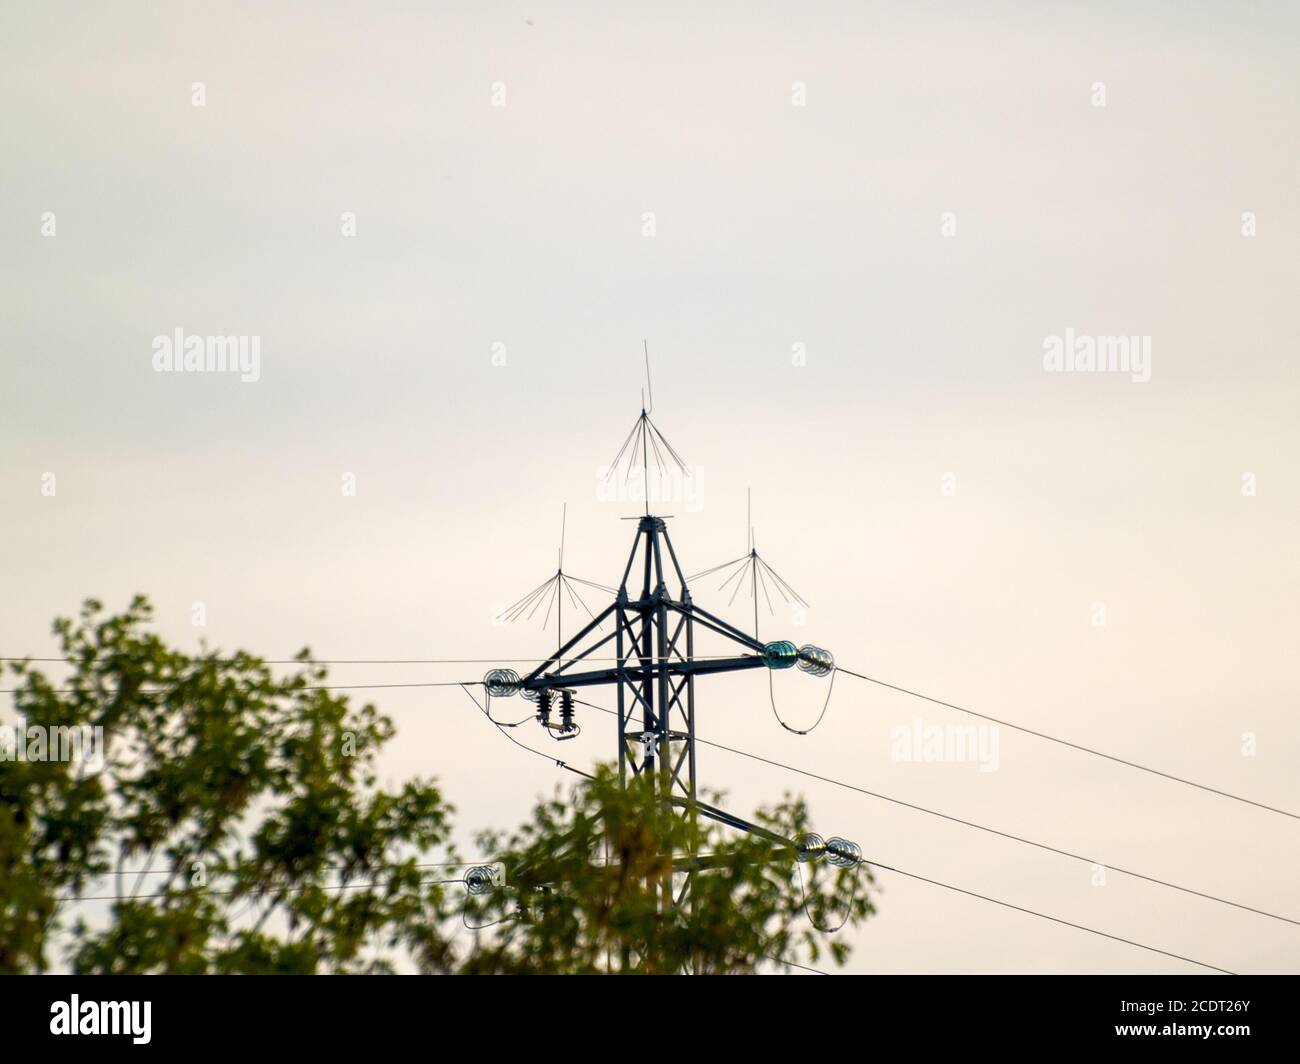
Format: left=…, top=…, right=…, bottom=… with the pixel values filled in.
left=505, top=696, right=1233, bottom=975
left=7, top=605, right=1280, bottom=968
left=834, top=666, right=1300, bottom=822
left=864, top=860, right=1235, bottom=975
left=58, top=869, right=467, bottom=904
left=17, top=664, right=1289, bottom=925
left=570, top=697, right=1300, bottom=929
left=0, top=655, right=738, bottom=665
left=24, top=674, right=1257, bottom=973
left=16, top=653, right=1288, bottom=826
left=761, top=954, right=828, bottom=975
left=0, top=680, right=476, bottom=695
left=68, top=858, right=491, bottom=880
left=460, top=683, right=593, bottom=780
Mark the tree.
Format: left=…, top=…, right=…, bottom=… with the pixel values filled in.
left=1, top=598, right=874, bottom=974
left=455, top=769, right=873, bottom=974
left=1, top=597, right=457, bottom=974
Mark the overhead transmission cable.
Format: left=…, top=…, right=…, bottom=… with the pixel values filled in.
left=832, top=665, right=1300, bottom=822
left=58, top=870, right=468, bottom=905
left=501, top=696, right=1235, bottom=975
left=459, top=683, right=592, bottom=780
left=569, top=696, right=1300, bottom=929
left=0, top=655, right=735, bottom=665
left=861, top=860, right=1235, bottom=975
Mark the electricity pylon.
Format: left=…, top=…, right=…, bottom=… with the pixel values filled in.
left=483, top=362, right=851, bottom=913
left=486, top=509, right=841, bottom=910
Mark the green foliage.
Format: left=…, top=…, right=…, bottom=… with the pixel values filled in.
left=1, top=597, right=457, bottom=973
left=451, top=769, right=873, bottom=974
left=2, top=598, right=875, bottom=975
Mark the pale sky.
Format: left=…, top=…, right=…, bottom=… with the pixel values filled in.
left=2, top=1, right=1297, bottom=973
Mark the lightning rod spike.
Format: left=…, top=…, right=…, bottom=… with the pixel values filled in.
left=559, top=502, right=567, bottom=571
left=643, top=340, right=653, bottom=415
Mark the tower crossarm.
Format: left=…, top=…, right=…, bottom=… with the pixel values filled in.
left=521, top=653, right=767, bottom=694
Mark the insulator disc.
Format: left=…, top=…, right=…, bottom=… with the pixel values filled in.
left=796, top=645, right=834, bottom=677
left=483, top=668, right=521, bottom=697
left=464, top=865, right=498, bottom=895
left=796, top=833, right=827, bottom=863
left=762, top=640, right=799, bottom=670
left=825, top=837, right=862, bottom=868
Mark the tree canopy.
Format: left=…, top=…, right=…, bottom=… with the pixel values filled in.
left=1, top=598, right=873, bottom=974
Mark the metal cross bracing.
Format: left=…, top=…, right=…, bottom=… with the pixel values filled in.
left=523, top=515, right=766, bottom=793
left=495, top=512, right=842, bottom=912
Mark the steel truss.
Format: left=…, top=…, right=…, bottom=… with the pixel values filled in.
left=519, top=514, right=785, bottom=910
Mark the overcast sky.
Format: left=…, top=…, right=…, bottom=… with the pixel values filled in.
left=2, top=1, right=1297, bottom=973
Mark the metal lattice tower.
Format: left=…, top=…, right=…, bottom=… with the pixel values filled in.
left=514, top=512, right=791, bottom=907
left=484, top=352, right=853, bottom=914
